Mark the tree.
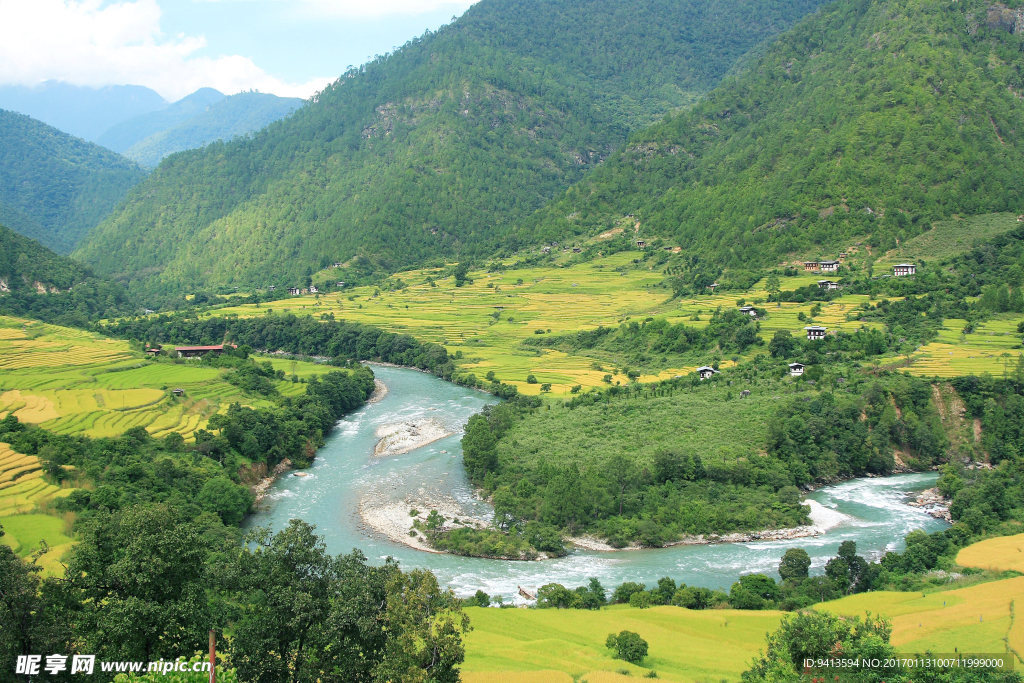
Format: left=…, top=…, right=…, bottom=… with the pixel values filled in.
left=196, top=477, right=253, bottom=526
left=769, top=329, right=798, bottom=358
left=606, top=453, right=639, bottom=515
left=536, top=583, right=582, bottom=609
left=606, top=630, right=648, bottom=664
left=765, top=273, right=781, bottom=299
left=65, top=505, right=212, bottom=663
left=778, top=548, right=811, bottom=581
left=454, top=263, right=470, bottom=287
left=611, top=581, right=646, bottom=604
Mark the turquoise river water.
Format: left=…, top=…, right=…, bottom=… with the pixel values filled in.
left=249, top=365, right=947, bottom=602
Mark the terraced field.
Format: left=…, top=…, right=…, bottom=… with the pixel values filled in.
left=0, top=316, right=328, bottom=440
left=215, top=251, right=1020, bottom=391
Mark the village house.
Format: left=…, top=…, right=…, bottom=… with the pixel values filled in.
left=696, top=366, right=719, bottom=380
left=635, top=239, right=646, bottom=248
left=788, top=362, right=805, bottom=376
left=337, top=281, right=345, bottom=288
left=288, top=287, right=301, bottom=295
left=819, top=260, right=839, bottom=272
left=572, top=247, right=582, bottom=253
left=174, top=344, right=234, bottom=359
left=838, top=252, right=848, bottom=262
left=817, top=280, right=839, bottom=290
left=171, top=388, right=184, bottom=396
left=804, top=325, right=827, bottom=341
left=738, top=305, right=758, bottom=317
left=333, top=262, right=343, bottom=268
left=267, top=285, right=276, bottom=292
left=893, top=263, right=917, bottom=277
left=803, top=260, right=820, bottom=271
left=541, top=246, right=551, bottom=253
left=707, top=282, right=719, bottom=291
left=309, top=285, right=319, bottom=294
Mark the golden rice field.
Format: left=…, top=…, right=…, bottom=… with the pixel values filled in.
left=956, top=532, right=1024, bottom=574
left=0, top=440, right=75, bottom=575
left=214, top=250, right=1022, bottom=392
left=0, top=316, right=325, bottom=440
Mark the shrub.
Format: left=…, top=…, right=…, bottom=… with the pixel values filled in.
left=629, top=591, right=652, bottom=609
left=612, top=581, right=646, bottom=603
left=607, top=630, right=648, bottom=664
left=526, top=374, right=538, bottom=384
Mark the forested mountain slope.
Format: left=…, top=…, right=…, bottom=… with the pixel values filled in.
left=75, top=0, right=824, bottom=295
left=0, top=110, right=146, bottom=253
left=120, top=91, right=304, bottom=167
left=520, top=0, right=1024, bottom=267
left=96, top=88, right=227, bottom=154
left=0, top=224, right=134, bottom=324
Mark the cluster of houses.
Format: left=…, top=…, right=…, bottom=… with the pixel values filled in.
left=803, top=259, right=841, bottom=273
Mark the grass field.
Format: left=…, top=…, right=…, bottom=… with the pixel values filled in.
left=462, top=541, right=1024, bottom=683
left=462, top=604, right=783, bottom=683
left=877, top=213, right=1021, bottom=267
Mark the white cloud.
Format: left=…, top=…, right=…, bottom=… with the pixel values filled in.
left=0, top=0, right=333, bottom=101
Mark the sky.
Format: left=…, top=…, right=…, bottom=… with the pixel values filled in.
left=0, top=0, right=476, bottom=102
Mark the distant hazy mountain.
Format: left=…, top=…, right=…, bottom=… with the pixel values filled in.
left=0, top=81, right=166, bottom=142
left=112, top=91, right=304, bottom=167
left=0, top=109, right=146, bottom=253
left=97, top=88, right=226, bottom=154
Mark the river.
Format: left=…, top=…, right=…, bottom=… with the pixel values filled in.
left=249, top=365, right=948, bottom=601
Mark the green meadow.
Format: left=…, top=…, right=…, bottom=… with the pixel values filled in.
left=461, top=536, right=1024, bottom=682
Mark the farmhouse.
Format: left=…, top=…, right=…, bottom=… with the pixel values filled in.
left=696, top=366, right=719, bottom=380
left=333, top=262, right=343, bottom=268
left=838, top=252, right=848, bottom=261
left=804, top=325, right=827, bottom=341
left=572, top=247, right=582, bottom=253
left=174, top=344, right=234, bottom=359
left=171, top=388, right=184, bottom=396
left=788, top=362, right=805, bottom=376
left=541, top=246, right=551, bottom=253
left=636, top=240, right=646, bottom=248
left=819, top=260, right=839, bottom=272
left=288, top=287, right=301, bottom=295
left=893, top=263, right=917, bottom=276
left=267, top=285, right=276, bottom=292
left=803, top=260, right=819, bottom=271
left=337, top=281, right=345, bottom=288
left=738, top=305, right=758, bottom=317
left=707, top=282, right=719, bottom=291
left=309, top=285, right=319, bottom=294
left=817, top=280, right=839, bottom=290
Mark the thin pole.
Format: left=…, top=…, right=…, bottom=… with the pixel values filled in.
left=208, top=629, right=216, bottom=683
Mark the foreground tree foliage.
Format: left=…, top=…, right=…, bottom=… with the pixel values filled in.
left=0, top=518, right=469, bottom=683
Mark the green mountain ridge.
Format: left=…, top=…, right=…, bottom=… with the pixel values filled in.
left=519, top=0, right=1024, bottom=267
left=0, top=223, right=134, bottom=324
left=96, top=87, right=226, bottom=154
left=0, top=109, right=147, bottom=254
left=74, top=0, right=825, bottom=296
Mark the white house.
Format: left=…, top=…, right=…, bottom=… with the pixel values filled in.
left=788, top=362, right=805, bottom=376
left=288, top=287, right=301, bottom=295
left=817, top=280, right=839, bottom=290
left=893, top=263, right=917, bottom=276
left=267, top=285, right=276, bottom=292
left=739, top=305, right=758, bottom=317
left=819, top=260, right=840, bottom=272
left=804, top=325, right=827, bottom=341
left=696, top=366, right=719, bottom=380
left=309, top=285, right=319, bottom=294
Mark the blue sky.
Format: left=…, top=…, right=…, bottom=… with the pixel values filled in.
left=0, top=0, right=475, bottom=101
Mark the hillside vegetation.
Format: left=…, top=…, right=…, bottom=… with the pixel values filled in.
left=99, top=90, right=303, bottom=168
left=0, top=225, right=135, bottom=325
left=523, top=0, right=1024, bottom=266
left=0, top=109, right=146, bottom=253
left=75, top=0, right=825, bottom=295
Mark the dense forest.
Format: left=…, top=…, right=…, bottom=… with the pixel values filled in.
left=522, top=0, right=1024, bottom=266
left=0, top=224, right=136, bottom=325
left=74, top=0, right=825, bottom=296
left=0, top=109, right=145, bottom=253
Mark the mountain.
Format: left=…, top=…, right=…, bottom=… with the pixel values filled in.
left=74, top=0, right=825, bottom=295
left=0, top=81, right=166, bottom=142
left=118, top=92, right=304, bottom=168
left=520, top=0, right=1024, bottom=267
left=0, top=109, right=147, bottom=253
left=0, top=223, right=133, bottom=324
left=96, top=88, right=227, bottom=154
